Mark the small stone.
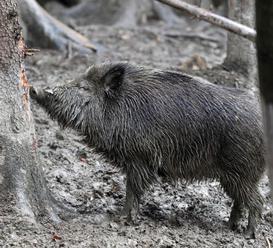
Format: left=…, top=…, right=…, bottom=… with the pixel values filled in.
left=55, top=130, right=65, bottom=140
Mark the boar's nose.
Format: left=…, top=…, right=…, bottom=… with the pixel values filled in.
left=29, top=86, right=39, bottom=99
left=29, top=86, right=53, bottom=99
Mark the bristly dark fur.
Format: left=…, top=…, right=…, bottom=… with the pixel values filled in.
left=30, top=62, right=265, bottom=238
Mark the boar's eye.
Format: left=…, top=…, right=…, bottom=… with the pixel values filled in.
left=102, top=64, right=125, bottom=97
left=77, top=80, right=90, bottom=91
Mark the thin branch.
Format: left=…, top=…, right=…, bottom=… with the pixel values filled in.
left=156, top=0, right=256, bottom=42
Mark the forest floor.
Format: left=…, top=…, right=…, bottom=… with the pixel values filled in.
left=1, top=10, right=273, bottom=248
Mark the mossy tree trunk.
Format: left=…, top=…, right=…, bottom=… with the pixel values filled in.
left=0, top=0, right=57, bottom=224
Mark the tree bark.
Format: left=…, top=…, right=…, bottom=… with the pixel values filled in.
left=224, top=0, right=256, bottom=88
left=256, top=1, right=273, bottom=203
left=0, top=0, right=58, bottom=223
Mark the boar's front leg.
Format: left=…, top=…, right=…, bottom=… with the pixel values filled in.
left=122, top=162, right=156, bottom=223
left=122, top=178, right=140, bottom=223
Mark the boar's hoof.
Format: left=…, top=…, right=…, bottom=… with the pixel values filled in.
left=244, top=228, right=256, bottom=240
left=120, top=206, right=139, bottom=225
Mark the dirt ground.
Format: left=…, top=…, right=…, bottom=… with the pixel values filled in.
left=1, top=5, right=273, bottom=248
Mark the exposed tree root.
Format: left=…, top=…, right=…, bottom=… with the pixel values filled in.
left=19, top=0, right=97, bottom=53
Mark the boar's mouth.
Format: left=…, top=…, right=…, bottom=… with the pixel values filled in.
left=30, top=85, right=88, bottom=130
left=29, top=86, right=51, bottom=100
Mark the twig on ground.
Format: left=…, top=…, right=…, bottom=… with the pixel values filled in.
left=265, top=236, right=272, bottom=248
left=164, top=32, right=219, bottom=42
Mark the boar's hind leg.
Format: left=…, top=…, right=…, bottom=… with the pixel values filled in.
left=229, top=201, right=244, bottom=230
left=220, top=178, right=244, bottom=230
left=122, top=163, right=156, bottom=223
left=244, top=188, right=263, bottom=239
left=220, top=176, right=263, bottom=239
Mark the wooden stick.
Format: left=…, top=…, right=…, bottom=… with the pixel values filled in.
left=156, top=0, right=256, bottom=42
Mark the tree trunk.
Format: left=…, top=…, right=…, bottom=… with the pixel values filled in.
left=224, top=0, right=256, bottom=89
left=256, top=1, right=273, bottom=204
left=0, top=0, right=58, bottom=224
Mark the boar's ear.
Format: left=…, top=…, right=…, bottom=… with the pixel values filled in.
left=103, top=64, right=125, bottom=95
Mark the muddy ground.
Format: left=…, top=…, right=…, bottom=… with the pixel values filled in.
left=1, top=5, right=273, bottom=248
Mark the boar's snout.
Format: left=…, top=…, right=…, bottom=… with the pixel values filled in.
left=30, top=86, right=53, bottom=101
left=29, top=86, right=41, bottom=99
